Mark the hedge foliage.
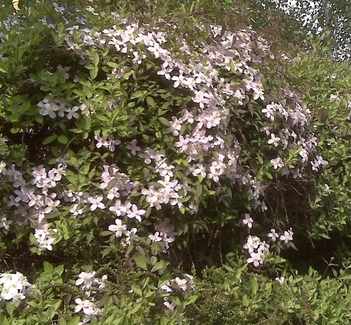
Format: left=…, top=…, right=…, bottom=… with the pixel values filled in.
left=1, top=0, right=351, bottom=324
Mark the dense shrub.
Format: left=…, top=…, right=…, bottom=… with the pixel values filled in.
left=187, top=257, right=351, bottom=325
left=0, top=0, right=351, bottom=324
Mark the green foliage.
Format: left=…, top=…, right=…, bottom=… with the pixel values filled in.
left=1, top=0, right=351, bottom=324
left=287, top=39, right=351, bottom=245
left=188, top=258, right=351, bottom=324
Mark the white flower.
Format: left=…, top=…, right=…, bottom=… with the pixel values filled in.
left=0, top=217, right=11, bottom=231
left=267, top=228, right=279, bottom=242
left=170, top=117, right=182, bottom=136
left=267, top=133, right=280, bottom=147
left=262, top=104, right=276, bottom=121
left=149, top=231, right=163, bottom=242
left=126, top=204, right=145, bottom=222
left=275, top=276, right=285, bottom=284
left=242, top=214, right=253, bottom=229
left=88, top=196, right=105, bottom=211
left=191, top=164, right=206, bottom=178
left=243, top=235, right=269, bottom=267
left=299, top=148, right=309, bottom=162
left=208, top=160, right=225, bottom=182
left=192, top=90, right=212, bottom=108
left=34, top=228, right=56, bottom=251
left=245, top=78, right=264, bottom=101
left=210, top=24, right=222, bottom=37
left=171, top=73, right=187, bottom=88
left=174, top=277, right=188, bottom=291
left=329, top=94, right=340, bottom=102
left=95, top=135, right=120, bottom=152
left=280, top=228, right=293, bottom=244
left=163, top=299, right=176, bottom=311
left=311, top=155, right=327, bottom=171
left=76, top=272, right=96, bottom=292
left=108, top=219, right=127, bottom=238
left=65, top=106, right=80, bottom=119
left=160, top=283, right=172, bottom=293
left=74, top=298, right=100, bottom=316
left=127, top=139, right=141, bottom=155
left=75, top=272, right=107, bottom=297
left=107, top=187, right=120, bottom=200
left=0, top=272, right=31, bottom=301
left=70, top=203, right=84, bottom=216
left=271, top=157, right=284, bottom=170
left=121, top=227, right=137, bottom=246
left=37, top=98, right=70, bottom=119
left=0, top=161, right=6, bottom=174
left=98, top=275, right=107, bottom=290
left=109, top=200, right=129, bottom=216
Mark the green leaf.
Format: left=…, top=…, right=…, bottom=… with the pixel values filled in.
left=89, top=65, right=99, bottom=80
left=57, top=134, right=69, bottom=144
left=250, top=277, right=258, bottom=297
left=100, top=230, right=112, bottom=237
left=0, top=315, right=10, bottom=325
left=88, top=50, right=100, bottom=79
left=80, top=163, right=90, bottom=175
left=151, top=260, right=169, bottom=273
left=43, top=261, right=54, bottom=273
left=146, top=96, right=156, bottom=108
left=131, top=284, right=143, bottom=296
left=58, top=220, right=70, bottom=240
left=242, top=294, right=249, bottom=307
left=76, top=117, right=91, bottom=131
left=131, top=90, right=147, bottom=99
left=340, top=274, right=351, bottom=281
left=184, top=294, right=199, bottom=306
left=67, top=316, right=81, bottom=325
left=133, top=253, right=148, bottom=270
left=158, top=117, right=170, bottom=127
left=42, top=134, right=57, bottom=145
left=90, top=50, right=99, bottom=66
